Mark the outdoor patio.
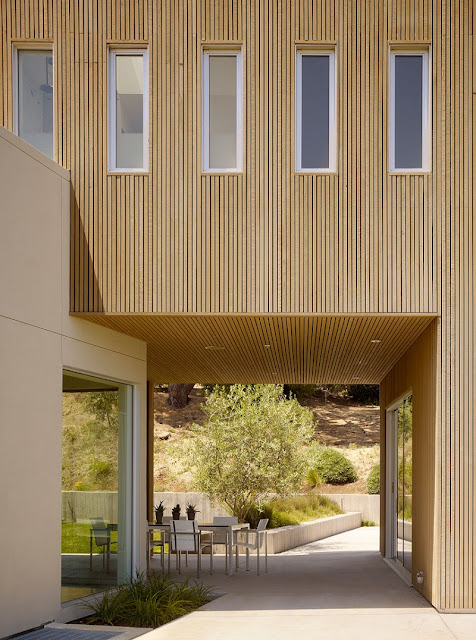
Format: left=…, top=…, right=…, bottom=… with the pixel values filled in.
left=143, top=527, right=474, bottom=640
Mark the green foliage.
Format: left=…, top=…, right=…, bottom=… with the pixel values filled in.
left=398, top=457, right=412, bottom=494
left=398, top=496, right=412, bottom=522
left=62, top=391, right=119, bottom=491
left=306, top=468, right=323, bottom=488
left=89, top=458, right=115, bottom=484
left=247, top=494, right=342, bottom=529
left=186, top=384, right=314, bottom=522
left=361, top=520, right=376, bottom=527
left=309, top=445, right=357, bottom=485
left=84, top=572, right=212, bottom=627
left=366, top=464, right=380, bottom=494
left=81, top=391, right=119, bottom=430
left=348, top=385, right=379, bottom=405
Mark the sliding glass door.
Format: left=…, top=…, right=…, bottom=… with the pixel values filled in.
left=61, top=371, right=133, bottom=603
left=386, top=395, right=413, bottom=579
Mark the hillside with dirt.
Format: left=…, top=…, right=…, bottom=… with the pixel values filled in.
left=153, top=386, right=380, bottom=494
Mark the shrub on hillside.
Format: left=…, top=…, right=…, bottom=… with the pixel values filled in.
left=306, top=468, right=323, bottom=488
left=348, top=384, right=379, bottom=405
left=366, top=464, right=380, bottom=494
left=310, top=447, right=357, bottom=485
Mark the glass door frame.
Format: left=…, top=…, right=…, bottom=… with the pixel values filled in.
left=61, top=368, right=141, bottom=604
left=385, top=392, right=412, bottom=583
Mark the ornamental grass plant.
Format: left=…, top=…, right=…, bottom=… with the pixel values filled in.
left=83, top=572, right=213, bottom=627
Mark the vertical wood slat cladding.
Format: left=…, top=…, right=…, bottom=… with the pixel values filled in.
left=0, top=0, right=452, bottom=316
left=0, top=0, right=475, bottom=611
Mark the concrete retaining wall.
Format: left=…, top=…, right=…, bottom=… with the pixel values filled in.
left=397, top=519, right=413, bottom=542
left=263, top=512, right=362, bottom=554
left=153, top=492, right=229, bottom=522
left=62, top=491, right=118, bottom=523
left=321, top=494, right=380, bottom=525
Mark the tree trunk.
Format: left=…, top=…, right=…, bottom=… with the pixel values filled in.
left=167, top=383, right=195, bottom=409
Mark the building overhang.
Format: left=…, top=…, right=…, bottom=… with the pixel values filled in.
left=73, top=313, right=438, bottom=384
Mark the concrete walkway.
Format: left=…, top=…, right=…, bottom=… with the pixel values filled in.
left=143, top=527, right=475, bottom=640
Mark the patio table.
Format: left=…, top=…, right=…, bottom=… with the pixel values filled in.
left=198, top=522, right=250, bottom=576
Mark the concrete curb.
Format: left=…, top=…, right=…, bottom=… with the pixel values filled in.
left=228, top=512, right=362, bottom=555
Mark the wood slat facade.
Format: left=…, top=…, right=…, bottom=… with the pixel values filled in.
left=0, top=0, right=448, bottom=316
left=0, top=0, right=475, bottom=613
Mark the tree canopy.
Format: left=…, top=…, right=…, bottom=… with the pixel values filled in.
left=187, top=384, right=314, bottom=521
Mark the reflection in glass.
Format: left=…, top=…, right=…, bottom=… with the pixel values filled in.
left=61, top=372, right=132, bottom=603
left=18, top=50, right=53, bottom=158
left=209, top=55, right=237, bottom=169
left=116, top=55, right=144, bottom=169
left=301, top=55, right=330, bottom=169
left=394, top=56, right=422, bottom=169
left=396, top=396, right=412, bottom=573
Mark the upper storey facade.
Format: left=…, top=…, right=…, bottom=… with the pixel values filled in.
left=0, top=1, right=472, bottom=315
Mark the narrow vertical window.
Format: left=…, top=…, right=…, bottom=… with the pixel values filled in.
left=109, top=49, right=148, bottom=171
left=202, top=49, right=242, bottom=172
left=14, top=48, right=54, bottom=158
left=389, top=49, right=430, bottom=171
left=296, top=49, right=336, bottom=172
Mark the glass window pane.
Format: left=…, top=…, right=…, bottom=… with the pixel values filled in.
left=301, top=55, right=329, bottom=169
left=394, top=55, right=422, bottom=169
left=209, top=55, right=237, bottom=169
left=61, top=372, right=133, bottom=603
left=116, top=55, right=144, bottom=169
left=18, top=50, right=53, bottom=158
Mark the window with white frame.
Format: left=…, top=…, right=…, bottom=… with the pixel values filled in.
left=389, top=48, right=430, bottom=171
left=295, top=48, right=336, bottom=172
left=14, top=47, right=54, bottom=158
left=108, top=49, right=148, bottom=172
left=202, top=49, right=242, bottom=172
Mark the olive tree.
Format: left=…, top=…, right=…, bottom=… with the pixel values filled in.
left=187, top=384, right=314, bottom=522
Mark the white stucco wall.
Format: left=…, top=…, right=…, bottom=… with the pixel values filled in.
left=0, top=126, right=148, bottom=637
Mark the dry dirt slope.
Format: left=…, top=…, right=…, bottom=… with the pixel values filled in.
left=153, top=387, right=380, bottom=494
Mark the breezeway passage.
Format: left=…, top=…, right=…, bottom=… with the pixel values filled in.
left=143, top=528, right=474, bottom=640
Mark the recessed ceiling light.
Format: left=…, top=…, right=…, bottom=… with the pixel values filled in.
left=352, top=376, right=360, bottom=380
left=370, top=339, right=381, bottom=344
left=264, top=344, right=271, bottom=348
left=205, top=345, right=225, bottom=350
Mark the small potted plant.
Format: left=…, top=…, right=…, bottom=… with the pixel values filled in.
left=154, top=501, right=164, bottom=525
left=186, top=503, right=199, bottom=521
left=172, top=503, right=181, bottom=520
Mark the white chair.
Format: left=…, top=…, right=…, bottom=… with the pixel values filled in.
left=234, top=518, right=269, bottom=575
left=170, top=520, right=213, bottom=577
left=89, top=517, right=117, bottom=572
left=211, top=516, right=238, bottom=572
left=146, top=524, right=168, bottom=574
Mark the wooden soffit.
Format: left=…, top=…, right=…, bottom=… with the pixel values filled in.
left=75, top=313, right=437, bottom=384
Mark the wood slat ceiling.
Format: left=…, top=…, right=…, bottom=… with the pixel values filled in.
left=76, top=313, right=437, bottom=384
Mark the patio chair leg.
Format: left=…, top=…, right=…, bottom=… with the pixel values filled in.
left=197, top=547, right=201, bottom=578
left=185, top=550, right=188, bottom=567
left=89, top=533, right=93, bottom=571
left=210, top=547, right=213, bottom=575
left=265, top=531, right=268, bottom=573
left=257, top=543, right=260, bottom=576
left=236, top=538, right=239, bottom=571
left=246, top=530, right=250, bottom=571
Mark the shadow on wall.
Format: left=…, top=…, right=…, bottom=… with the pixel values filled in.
left=71, top=188, right=104, bottom=313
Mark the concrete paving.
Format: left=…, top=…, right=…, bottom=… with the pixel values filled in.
left=143, top=527, right=475, bottom=640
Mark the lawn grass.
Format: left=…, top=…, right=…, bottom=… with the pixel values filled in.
left=61, top=522, right=118, bottom=554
